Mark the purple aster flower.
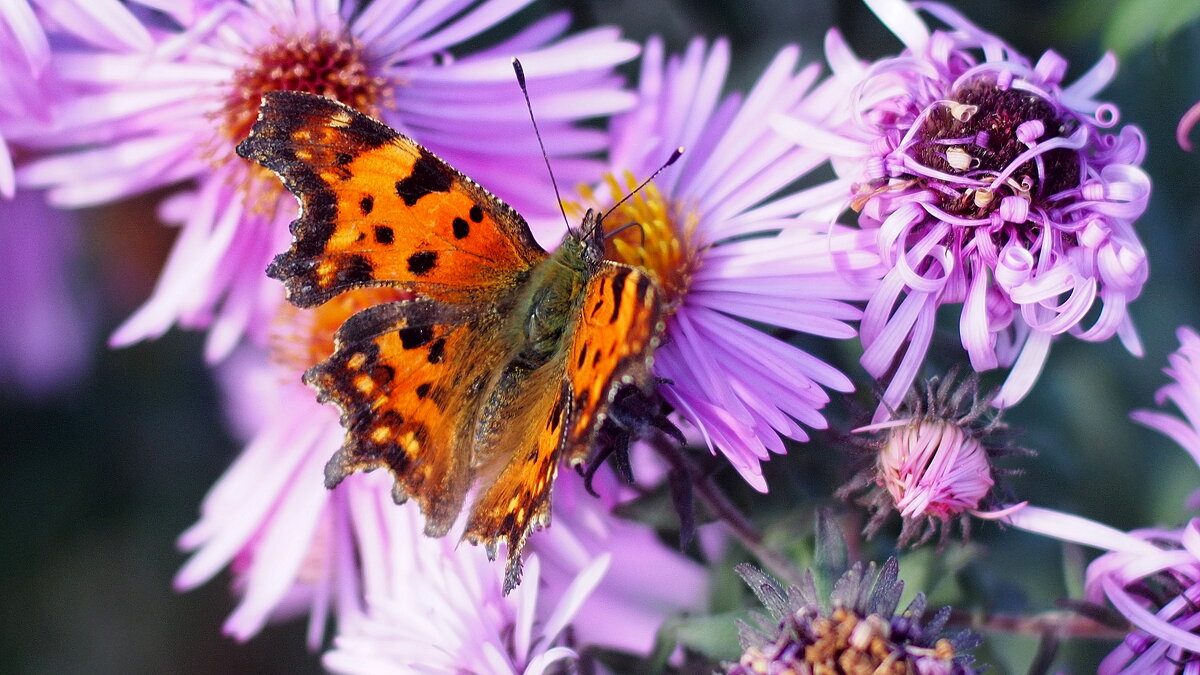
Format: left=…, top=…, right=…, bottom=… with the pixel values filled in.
left=1006, top=506, right=1200, bottom=674
left=178, top=289, right=706, bottom=647
left=572, top=37, right=880, bottom=491
left=174, top=344, right=349, bottom=642
left=775, top=0, right=1150, bottom=419
left=839, top=370, right=1027, bottom=546
left=729, top=558, right=980, bottom=674
left=0, top=191, right=93, bottom=396
left=323, top=473, right=673, bottom=674
left=18, top=0, right=638, bottom=360
left=0, top=0, right=150, bottom=197
left=530, top=454, right=710, bottom=657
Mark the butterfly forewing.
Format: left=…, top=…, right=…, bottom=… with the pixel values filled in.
left=563, top=262, right=665, bottom=464
left=236, top=91, right=548, bottom=308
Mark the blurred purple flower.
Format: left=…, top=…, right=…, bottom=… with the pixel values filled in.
left=18, top=0, right=638, bottom=360
left=0, top=191, right=93, bottom=396
left=324, top=473, right=680, bottom=674
left=776, top=0, right=1150, bottom=420
left=178, top=292, right=706, bottom=649
left=0, top=0, right=150, bottom=198
left=576, top=36, right=880, bottom=491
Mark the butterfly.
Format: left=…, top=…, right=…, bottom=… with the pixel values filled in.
left=236, top=90, right=666, bottom=591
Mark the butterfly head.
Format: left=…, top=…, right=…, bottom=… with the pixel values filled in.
left=558, top=208, right=608, bottom=271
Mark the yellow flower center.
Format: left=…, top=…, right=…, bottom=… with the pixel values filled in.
left=572, top=172, right=701, bottom=312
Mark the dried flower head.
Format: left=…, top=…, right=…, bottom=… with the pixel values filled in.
left=729, top=558, right=980, bottom=675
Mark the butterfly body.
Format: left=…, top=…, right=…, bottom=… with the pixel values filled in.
left=237, top=91, right=664, bottom=590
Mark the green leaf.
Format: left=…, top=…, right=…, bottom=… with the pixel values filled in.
left=668, top=612, right=746, bottom=662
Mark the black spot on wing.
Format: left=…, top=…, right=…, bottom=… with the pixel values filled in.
left=469, top=205, right=484, bottom=223
left=394, top=153, right=453, bottom=206
left=407, top=250, right=437, bottom=275
left=360, top=195, right=374, bottom=215
left=427, top=338, right=446, bottom=364
left=548, top=393, right=566, bottom=432
left=399, top=325, right=433, bottom=349
left=375, top=225, right=394, bottom=244
left=415, top=382, right=432, bottom=399
left=452, top=217, right=470, bottom=239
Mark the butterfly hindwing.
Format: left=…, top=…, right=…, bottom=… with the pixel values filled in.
left=464, top=370, right=572, bottom=592
left=463, top=261, right=663, bottom=592
left=311, top=296, right=510, bottom=536
left=236, top=91, right=548, bottom=308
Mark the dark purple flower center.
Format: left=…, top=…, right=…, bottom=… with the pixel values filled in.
left=914, top=78, right=1080, bottom=218
left=222, top=32, right=386, bottom=147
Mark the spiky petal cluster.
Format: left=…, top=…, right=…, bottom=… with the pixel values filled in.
left=729, top=558, right=979, bottom=674
left=840, top=372, right=1024, bottom=546
left=776, top=0, right=1150, bottom=420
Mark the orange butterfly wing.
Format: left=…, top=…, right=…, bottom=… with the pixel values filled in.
left=236, top=91, right=547, bottom=309
left=306, top=298, right=515, bottom=536
left=562, top=263, right=665, bottom=463
left=465, top=262, right=664, bottom=592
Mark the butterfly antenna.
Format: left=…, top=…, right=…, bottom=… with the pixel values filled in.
left=513, top=58, right=571, bottom=233
left=601, top=147, right=685, bottom=223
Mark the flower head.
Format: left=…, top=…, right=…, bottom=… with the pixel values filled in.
left=1085, top=520, right=1200, bottom=674
left=777, top=0, right=1150, bottom=419
left=572, top=36, right=879, bottom=491
left=323, top=476, right=606, bottom=675
left=729, top=558, right=980, bottom=674
left=840, top=371, right=1025, bottom=546
left=19, top=0, right=638, bottom=359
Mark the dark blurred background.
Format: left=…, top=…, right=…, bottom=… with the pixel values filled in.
left=3, top=0, right=1199, bottom=672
